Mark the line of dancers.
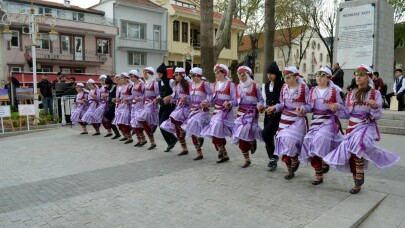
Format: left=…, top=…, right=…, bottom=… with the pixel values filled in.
left=70, top=62, right=400, bottom=194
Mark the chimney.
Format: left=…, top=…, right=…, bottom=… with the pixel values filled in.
left=64, top=0, right=70, bottom=7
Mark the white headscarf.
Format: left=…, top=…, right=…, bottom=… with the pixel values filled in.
left=143, top=67, right=156, bottom=84
left=237, top=66, right=253, bottom=88
left=284, top=66, right=305, bottom=84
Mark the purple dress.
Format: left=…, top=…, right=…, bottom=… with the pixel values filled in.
left=160, top=83, right=191, bottom=134
left=70, top=92, right=88, bottom=125
left=300, top=85, right=347, bottom=162
left=130, top=82, right=144, bottom=128
left=136, top=80, right=159, bottom=127
left=181, top=81, right=213, bottom=137
left=232, top=81, right=264, bottom=144
left=93, top=85, right=109, bottom=123
left=323, top=89, right=400, bottom=173
left=81, top=88, right=101, bottom=124
left=274, top=83, right=310, bottom=157
left=112, top=84, right=132, bottom=126
left=201, top=80, right=238, bottom=138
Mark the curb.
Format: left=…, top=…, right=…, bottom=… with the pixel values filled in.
left=0, top=124, right=61, bottom=138
left=304, top=191, right=387, bottom=228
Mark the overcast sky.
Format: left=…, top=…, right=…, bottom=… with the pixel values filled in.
left=44, top=0, right=100, bottom=9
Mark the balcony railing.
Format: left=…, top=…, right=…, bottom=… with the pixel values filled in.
left=117, top=38, right=167, bottom=51
left=34, top=48, right=108, bottom=63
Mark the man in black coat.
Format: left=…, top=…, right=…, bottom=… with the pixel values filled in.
left=156, top=63, right=178, bottom=152
left=332, top=63, right=344, bottom=89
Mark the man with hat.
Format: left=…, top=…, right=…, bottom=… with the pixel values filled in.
left=386, top=69, right=405, bottom=111
left=156, top=63, right=178, bottom=152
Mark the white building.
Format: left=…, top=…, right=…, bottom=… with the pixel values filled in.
left=91, top=0, right=168, bottom=73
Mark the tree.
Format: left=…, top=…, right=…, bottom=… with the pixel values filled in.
left=388, top=0, right=405, bottom=23
left=200, top=0, right=215, bottom=82
left=262, top=0, right=276, bottom=84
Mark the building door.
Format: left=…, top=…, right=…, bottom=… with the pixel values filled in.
left=74, top=37, right=83, bottom=61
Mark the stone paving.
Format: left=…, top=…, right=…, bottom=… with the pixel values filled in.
left=0, top=126, right=404, bottom=227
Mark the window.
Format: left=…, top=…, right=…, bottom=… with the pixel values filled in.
left=277, top=49, right=283, bottom=58
left=311, top=64, right=315, bottom=73
left=74, top=69, right=84, bottom=73
left=168, top=61, right=175, bottom=66
left=312, top=40, right=316, bottom=49
left=10, top=67, right=21, bottom=72
left=128, top=52, right=146, bottom=66
left=181, top=22, right=188, bottom=43
left=97, top=39, right=109, bottom=54
left=38, top=67, right=51, bottom=73
left=320, top=53, right=323, bottom=62
left=11, top=31, right=19, bottom=48
left=172, top=0, right=196, bottom=9
left=303, top=51, right=306, bottom=59
left=177, top=61, right=184, bottom=68
left=173, top=20, right=180, bottom=41
left=57, top=10, right=66, bottom=19
left=326, top=54, right=330, bottom=62
left=317, top=43, right=320, bottom=50
left=38, top=7, right=52, bottom=15
left=225, top=35, right=231, bottom=49
left=36, top=34, right=50, bottom=50
left=61, top=68, right=71, bottom=73
left=303, top=63, right=307, bottom=73
left=122, top=21, right=146, bottom=40
left=61, top=35, right=70, bottom=52
left=73, top=12, right=85, bottom=21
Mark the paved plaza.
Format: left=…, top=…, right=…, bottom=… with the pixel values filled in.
left=0, top=126, right=404, bottom=227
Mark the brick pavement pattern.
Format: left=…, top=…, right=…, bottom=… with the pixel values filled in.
left=0, top=127, right=404, bottom=227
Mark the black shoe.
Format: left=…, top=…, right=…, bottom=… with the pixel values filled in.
left=92, top=132, right=101, bottom=136
left=284, top=173, right=295, bottom=180
left=292, top=161, right=300, bottom=173
left=311, top=179, right=323, bottom=185
left=80, top=132, right=88, bottom=135
left=139, top=141, right=147, bottom=147
left=104, top=133, right=113, bottom=137
left=193, top=155, right=204, bottom=160
left=119, top=137, right=128, bottom=141
left=349, top=187, right=361, bottom=194
left=124, top=139, right=133, bottom=144
left=216, top=157, right=230, bottom=163
left=111, top=135, right=121, bottom=140
left=267, top=157, right=279, bottom=172
left=164, top=143, right=176, bottom=152
left=147, top=144, right=156, bottom=150
left=177, top=151, right=188, bottom=156
left=241, top=160, right=251, bottom=168
left=134, top=142, right=141, bottom=147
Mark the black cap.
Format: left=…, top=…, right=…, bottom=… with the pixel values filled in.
left=157, top=63, right=167, bottom=74
left=267, top=62, right=280, bottom=75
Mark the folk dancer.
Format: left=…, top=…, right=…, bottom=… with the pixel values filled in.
left=232, top=66, right=264, bottom=168
left=181, top=67, right=213, bottom=160
left=70, top=83, right=89, bottom=134
left=129, top=69, right=147, bottom=147
left=261, top=62, right=284, bottom=171
left=81, top=79, right=101, bottom=135
left=266, top=66, right=310, bottom=179
left=160, top=67, right=191, bottom=156
left=137, top=67, right=160, bottom=150
left=201, top=64, right=238, bottom=163
left=112, top=73, right=133, bottom=144
left=103, top=75, right=121, bottom=139
left=300, top=66, right=347, bottom=185
left=156, top=63, right=178, bottom=152
left=324, top=64, right=400, bottom=194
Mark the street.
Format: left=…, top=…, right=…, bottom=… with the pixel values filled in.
left=0, top=126, right=404, bottom=227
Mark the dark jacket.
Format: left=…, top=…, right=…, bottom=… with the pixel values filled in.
left=332, top=67, right=344, bottom=88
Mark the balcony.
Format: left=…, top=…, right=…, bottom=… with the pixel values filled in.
left=117, top=38, right=167, bottom=52
left=34, top=48, right=108, bottom=66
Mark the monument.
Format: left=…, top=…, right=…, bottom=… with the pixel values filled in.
left=335, top=0, right=395, bottom=90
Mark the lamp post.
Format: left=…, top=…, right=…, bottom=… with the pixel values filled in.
left=1, top=1, right=58, bottom=119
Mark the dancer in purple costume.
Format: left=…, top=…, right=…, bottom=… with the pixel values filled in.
left=112, top=73, right=133, bottom=144
left=181, top=67, right=213, bottom=160
left=81, top=79, right=101, bottom=135
left=70, top=83, right=89, bottom=134
left=323, top=64, right=400, bottom=194
left=128, top=69, right=147, bottom=147
left=232, top=66, right=264, bottom=168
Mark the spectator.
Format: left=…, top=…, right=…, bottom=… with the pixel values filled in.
left=372, top=72, right=384, bottom=93
left=38, top=74, right=53, bottom=115
left=68, top=77, right=76, bottom=87
left=6, top=76, right=20, bottom=107
left=386, top=69, right=405, bottom=111
left=332, top=63, right=344, bottom=89
left=52, top=72, right=62, bottom=90
left=346, top=73, right=357, bottom=92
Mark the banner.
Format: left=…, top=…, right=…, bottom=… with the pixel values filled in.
left=16, top=88, right=34, bottom=100
left=0, top=89, right=8, bottom=101
left=18, top=105, right=36, bottom=116
left=0, top=106, right=11, bottom=118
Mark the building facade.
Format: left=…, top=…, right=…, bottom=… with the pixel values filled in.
left=0, top=0, right=118, bottom=83
left=153, top=0, right=246, bottom=72
left=91, top=0, right=168, bottom=73
left=239, top=29, right=331, bottom=85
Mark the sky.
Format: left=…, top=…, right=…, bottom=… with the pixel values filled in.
left=44, top=0, right=100, bottom=9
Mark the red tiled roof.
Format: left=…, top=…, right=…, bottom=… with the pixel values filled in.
left=171, top=4, right=246, bottom=27
left=239, top=26, right=308, bottom=51
left=19, top=0, right=105, bottom=15
left=120, top=0, right=165, bottom=10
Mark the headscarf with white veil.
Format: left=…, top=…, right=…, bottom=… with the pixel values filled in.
left=283, top=66, right=305, bottom=84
